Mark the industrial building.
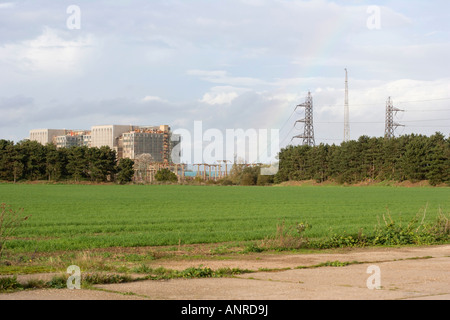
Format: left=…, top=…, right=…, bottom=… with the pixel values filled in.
left=120, top=125, right=171, bottom=162
left=29, top=129, right=67, bottom=146
left=55, top=130, right=91, bottom=149
left=90, top=125, right=135, bottom=150
left=29, top=124, right=179, bottom=163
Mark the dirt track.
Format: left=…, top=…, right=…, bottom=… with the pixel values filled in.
left=1, top=245, right=449, bottom=300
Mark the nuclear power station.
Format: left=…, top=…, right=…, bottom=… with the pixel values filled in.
left=29, top=124, right=180, bottom=163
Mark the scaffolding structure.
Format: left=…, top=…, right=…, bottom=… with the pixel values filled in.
left=133, top=160, right=186, bottom=183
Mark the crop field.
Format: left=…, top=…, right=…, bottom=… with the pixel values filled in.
left=0, top=184, right=449, bottom=254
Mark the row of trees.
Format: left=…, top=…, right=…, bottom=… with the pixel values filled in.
left=1, top=132, right=448, bottom=186
left=0, top=140, right=135, bottom=184
left=274, top=133, right=450, bottom=186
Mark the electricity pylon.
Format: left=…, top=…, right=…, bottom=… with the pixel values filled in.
left=384, top=97, right=404, bottom=139
left=344, top=68, right=350, bottom=142
left=293, top=91, right=315, bottom=147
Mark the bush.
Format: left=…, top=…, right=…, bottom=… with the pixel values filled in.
left=257, top=174, right=274, bottom=186
left=220, top=179, right=233, bottom=186
left=155, top=168, right=178, bottom=182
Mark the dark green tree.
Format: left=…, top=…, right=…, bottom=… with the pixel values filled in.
left=67, top=146, right=89, bottom=181
left=275, top=133, right=449, bottom=186
left=86, top=146, right=117, bottom=182
left=45, top=144, right=67, bottom=181
left=17, top=140, right=47, bottom=180
left=116, top=158, right=135, bottom=184
left=425, top=133, right=449, bottom=185
left=0, top=140, right=15, bottom=181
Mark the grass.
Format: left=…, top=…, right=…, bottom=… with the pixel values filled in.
left=0, top=183, right=448, bottom=255
left=0, top=266, right=254, bottom=293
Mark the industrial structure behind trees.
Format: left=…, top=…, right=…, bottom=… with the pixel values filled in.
left=29, top=124, right=179, bottom=163
left=27, top=124, right=183, bottom=183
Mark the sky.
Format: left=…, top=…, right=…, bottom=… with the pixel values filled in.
left=0, top=0, right=449, bottom=163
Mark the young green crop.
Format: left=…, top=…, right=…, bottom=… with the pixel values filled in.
left=0, top=184, right=448, bottom=253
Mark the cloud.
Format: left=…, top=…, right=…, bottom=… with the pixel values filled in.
left=141, top=95, right=168, bottom=103
left=0, top=95, right=35, bottom=126
left=0, top=0, right=448, bottom=144
left=0, top=27, right=96, bottom=75
left=0, top=2, right=14, bottom=9
left=199, top=86, right=252, bottom=105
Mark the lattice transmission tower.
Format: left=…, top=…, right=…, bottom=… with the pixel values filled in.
left=344, top=68, right=350, bottom=142
left=293, top=91, right=315, bottom=147
left=384, top=96, right=404, bottom=139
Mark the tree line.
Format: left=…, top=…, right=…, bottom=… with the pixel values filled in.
left=1, top=132, right=449, bottom=186
left=274, top=132, right=450, bottom=186
left=0, top=140, right=135, bottom=184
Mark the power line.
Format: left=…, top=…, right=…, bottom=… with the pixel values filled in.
left=407, top=125, right=450, bottom=128
left=405, top=109, right=450, bottom=112
left=315, top=118, right=450, bottom=124
left=402, top=118, right=450, bottom=122
left=255, top=108, right=297, bottom=161
left=398, top=97, right=450, bottom=103
left=312, top=97, right=450, bottom=109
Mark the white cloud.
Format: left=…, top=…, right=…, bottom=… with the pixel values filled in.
left=200, top=91, right=239, bottom=105
left=0, top=2, right=14, bottom=9
left=141, top=95, right=167, bottom=103
left=187, top=69, right=269, bottom=88
left=0, top=0, right=448, bottom=143
left=0, top=27, right=96, bottom=75
left=199, top=86, right=252, bottom=105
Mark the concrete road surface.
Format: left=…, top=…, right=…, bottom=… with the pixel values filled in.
left=0, top=245, right=449, bottom=301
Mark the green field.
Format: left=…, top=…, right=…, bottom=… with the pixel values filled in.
left=1, top=184, right=449, bottom=253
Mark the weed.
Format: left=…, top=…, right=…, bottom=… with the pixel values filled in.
left=214, top=267, right=253, bottom=276
left=243, top=242, right=264, bottom=253
left=0, top=274, right=69, bottom=292
left=259, top=220, right=311, bottom=251
left=131, top=264, right=153, bottom=274
left=0, top=276, right=22, bottom=292
left=45, top=275, right=68, bottom=289
left=179, top=267, right=214, bottom=278
left=296, top=260, right=361, bottom=269
left=312, top=207, right=449, bottom=249
left=83, top=273, right=133, bottom=285
left=0, top=204, right=31, bottom=259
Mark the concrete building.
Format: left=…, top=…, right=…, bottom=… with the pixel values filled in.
left=55, top=130, right=91, bottom=149
left=55, top=135, right=82, bottom=149
left=120, top=125, right=169, bottom=162
left=29, top=129, right=67, bottom=145
left=82, top=134, right=92, bottom=147
left=29, top=124, right=177, bottom=162
left=90, top=125, right=135, bottom=151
